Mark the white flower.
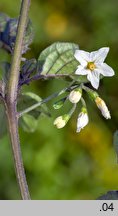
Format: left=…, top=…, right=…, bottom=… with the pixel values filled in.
left=69, top=88, right=82, bottom=104
left=53, top=115, right=69, bottom=129
left=76, top=108, right=89, bottom=132
left=95, top=96, right=111, bottom=119
left=74, top=47, right=115, bottom=89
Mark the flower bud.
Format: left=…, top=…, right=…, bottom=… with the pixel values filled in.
left=83, top=86, right=99, bottom=100
left=76, top=107, right=89, bottom=132
left=69, top=88, right=82, bottom=104
left=53, top=114, right=69, bottom=129
left=95, top=96, right=111, bottom=119
left=53, top=97, right=66, bottom=109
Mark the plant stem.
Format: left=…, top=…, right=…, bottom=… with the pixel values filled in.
left=18, top=82, right=78, bottom=118
left=18, top=92, right=61, bottom=118
left=68, top=103, right=77, bottom=116
left=80, top=97, right=87, bottom=107
left=5, top=103, right=30, bottom=200
left=8, top=0, right=31, bottom=102
left=6, top=0, right=31, bottom=199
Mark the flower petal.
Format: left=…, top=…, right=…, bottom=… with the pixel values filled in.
left=75, top=65, right=88, bottom=75
left=90, top=50, right=100, bottom=62
left=95, top=97, right=111, bottom=119
left=87, top=70, right=100, bottom=89
left=96, top=63, right=115, bottom=77
left=76, top=112, right=89, bottom=132
left=74, top=50, right=90, bottom=66
left=93, top=47, right=109, bottom=63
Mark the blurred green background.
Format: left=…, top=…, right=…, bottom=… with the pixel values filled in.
left=0, top=0, right=118, bottom=200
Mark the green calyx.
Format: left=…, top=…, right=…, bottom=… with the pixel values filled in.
left=62, top=114, right=70, bottom=122
left=81, top=107, right=87, bottom=113
left=86, top=88, right=99, bottom=100
left=75, top=87, right=82, bottom=94
left=53, top=97, right=66, bottom=109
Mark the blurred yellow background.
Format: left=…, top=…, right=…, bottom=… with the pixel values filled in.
left=0, top=0, right=118, bottom=199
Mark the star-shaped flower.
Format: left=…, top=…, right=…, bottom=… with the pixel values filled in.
left=74, top=47, right=115, bottom=89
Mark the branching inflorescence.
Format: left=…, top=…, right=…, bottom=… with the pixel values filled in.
left=0, top=2, right=115, bottom=199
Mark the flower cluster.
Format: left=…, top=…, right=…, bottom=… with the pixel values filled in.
left=53, top=47, right=115, bottom=133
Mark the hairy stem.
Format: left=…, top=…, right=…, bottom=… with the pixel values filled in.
left=6, top=0, right=31, bottom=199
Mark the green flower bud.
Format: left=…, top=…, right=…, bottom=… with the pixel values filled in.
left=53, top=97, right=66, bottom=109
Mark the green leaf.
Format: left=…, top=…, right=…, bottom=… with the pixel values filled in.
left=19, top=92, right=50, bottom=117
left=38, top=42, right=87, bottom=83
left=0, top=62, right=11, bottom=96
left=18, top=92, right=50, bottom=132
left=0, top=104, right=7, bottom=138
left=0, top=62, right=11, bottom=81
left=23, top=92, right=42, bottom=101
left=21, top=114, right=38, bottom=133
